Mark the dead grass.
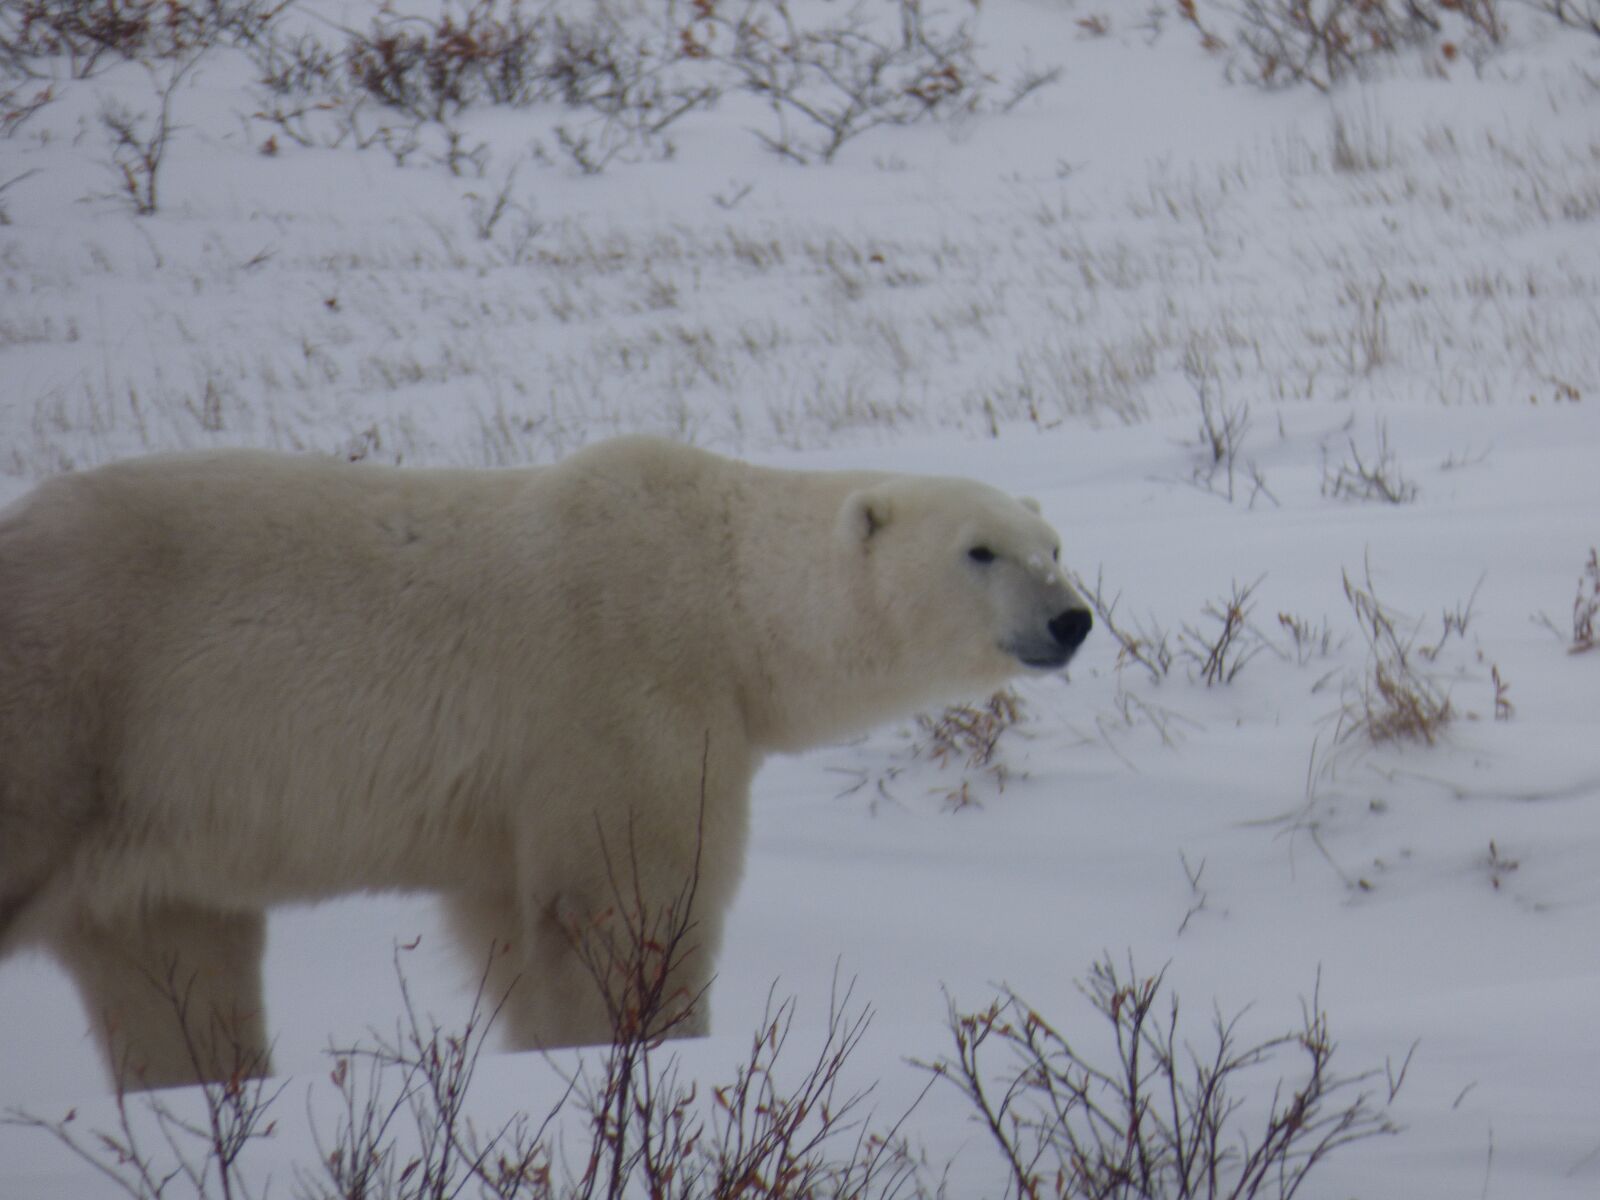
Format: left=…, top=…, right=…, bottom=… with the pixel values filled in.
left=1533, top=547, right=1598, bottom=654
left=1322, top=419, right=1417, bottom=505
left=1067, top=568, right=1174, bottom=684
left=1337, top=561, right=1453, bottom=746
left=1570, top=548, right=1599, bottom=654
left=912, top=688, right=1026, bottom=810
left=1277, top=611, right=1340, bottom=665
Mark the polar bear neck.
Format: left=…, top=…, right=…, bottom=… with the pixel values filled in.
left=559, top=439, right=973, bottom=757
left=722, top=465, right=942, bottom=755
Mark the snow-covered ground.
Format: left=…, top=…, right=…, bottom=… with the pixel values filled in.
left=2, top=1, right=1598, bottom=1195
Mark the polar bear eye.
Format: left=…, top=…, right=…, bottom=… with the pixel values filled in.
left=968, top=546, right=996, bottom=564
left=1051, top=547, right=1060, bottom=563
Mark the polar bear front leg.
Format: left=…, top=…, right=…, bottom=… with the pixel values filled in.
left=536, top=878, right=717, bottom=1049
left=52, top=903, right=270, bottom=1091
left=482, top=736, right=746, bottom=1054
left=440, top=889, right=558, bottom=1042
left=443, top=886, right=617, bottom=1051
left=446, top=875, right=718, bottom=1054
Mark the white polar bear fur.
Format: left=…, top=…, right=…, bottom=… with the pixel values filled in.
left=0, top=436, right=1090, bottom=1090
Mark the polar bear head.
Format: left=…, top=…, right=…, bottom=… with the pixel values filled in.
left=836, top=475, right=1092, bottom=690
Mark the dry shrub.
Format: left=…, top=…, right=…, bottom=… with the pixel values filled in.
left=924, top=956, right=1406, bottom=1200
left=337, top=0, right=703, bottom=129
left=704, top=0, right=988, bottom=164
left=1182, top=0, right=1507, bottom=90
left=1178, top=578, right=1267, bottom=686
left=6, top=962, right=282, bottom=1200
left=96, top=55, right=197, bottom=215
left=6, top=939, right=1410, bottom=1200
left=1529, top=0, right=1600, bottom=37
left=0, top=0, right=284, bottom=78
left=246, top=0, right=1027, bottom=173
left=5, top=0, right=1047, bottom=183
left=700, top=980, right=923, bottom=1200
left=344, top=0, right=542, bottom=121
left=1233, top=0, right=1439, bottom=89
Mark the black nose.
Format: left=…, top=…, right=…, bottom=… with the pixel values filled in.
left=1049, top=607, right=1093, bottom=650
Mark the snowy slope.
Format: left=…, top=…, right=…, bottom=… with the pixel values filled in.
left=2, top=1, right=1599, bottom=1195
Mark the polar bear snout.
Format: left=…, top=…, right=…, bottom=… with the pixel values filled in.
left=1006, top=605, right=1092, bottom=670
left=1049, top=607, right=1093, bottom=652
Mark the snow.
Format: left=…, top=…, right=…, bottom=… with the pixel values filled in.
left=2, top=1, right=1599, bottom=1195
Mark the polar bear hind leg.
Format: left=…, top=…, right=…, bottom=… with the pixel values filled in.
left=51, top=903, right=270, bottom=1091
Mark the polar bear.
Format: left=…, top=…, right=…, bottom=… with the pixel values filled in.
left=0, top=437, right=1090, bottom=1090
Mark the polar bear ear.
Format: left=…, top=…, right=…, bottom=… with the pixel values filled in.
left=839, top=486, right=893, bottom=546
left=1020, top=496, right=1042, bottom=514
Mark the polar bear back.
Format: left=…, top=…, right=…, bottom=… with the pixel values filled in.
left=0, top=444, right=762, bottom=916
